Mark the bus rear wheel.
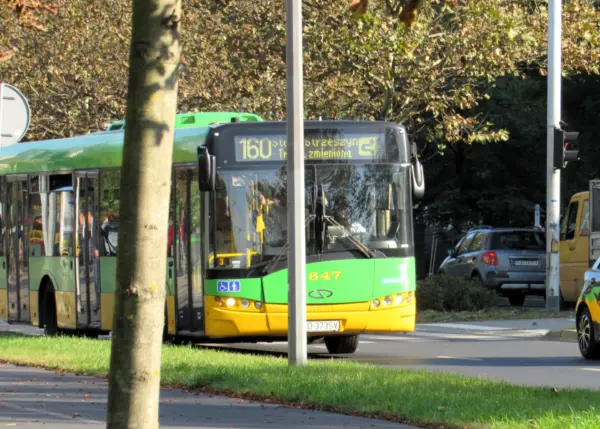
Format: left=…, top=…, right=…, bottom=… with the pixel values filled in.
left=41, top=285, right=58, bottom=337
left=324, top=334, right=359, bottom=354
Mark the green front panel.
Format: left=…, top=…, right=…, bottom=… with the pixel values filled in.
left=204, top=277, right=263, bottom=301
left=263, top=260, right=376, bottom=305
left=205, top=257, right=416, bottom=304
left=372, top=257, right=416, bottom=299
left=205, top=257, right=415, bottom=305
left=0, top=257, right=6, bottom=290
left=29, top=257, right=76, bottom=292
left=99, top=257, right=117, bottom=293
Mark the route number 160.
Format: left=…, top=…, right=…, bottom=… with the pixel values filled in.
left=238, top=138, right=273, bottom=160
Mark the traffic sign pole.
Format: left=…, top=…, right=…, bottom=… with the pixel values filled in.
left=286, top=0, right=307, bottom=365
left=545, top=0, right=561, bottom=312
left=0, top=83, right=4, bottom=151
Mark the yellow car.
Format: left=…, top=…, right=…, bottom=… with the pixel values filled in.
left=576, top=257, right=600, bottom=359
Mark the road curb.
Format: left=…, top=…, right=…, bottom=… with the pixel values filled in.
left=544, top=328, right=578, bottom=342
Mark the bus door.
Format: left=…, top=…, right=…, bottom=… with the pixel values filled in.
left=0, top=178, right=7, bottom=320
left=75, top=172, right=101, bottom=329
left=6, top=176, right=30, bottom=323
left=174, top=168, right=204, bottom=332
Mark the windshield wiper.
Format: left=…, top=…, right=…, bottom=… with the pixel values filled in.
left=261, top=215, right=314, bottom=275
left=315, top=184, right=377, bottom=259
left=322, top=215, right=377, bottom=258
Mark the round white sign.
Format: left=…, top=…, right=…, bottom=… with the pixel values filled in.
left=0, top=83, right=31, bottom=146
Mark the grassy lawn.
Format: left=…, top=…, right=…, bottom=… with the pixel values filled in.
left=417, top=308, right=576, bottom=324
left=0, top=333, right=597, bottom=429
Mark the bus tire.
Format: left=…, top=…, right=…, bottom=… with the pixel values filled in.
left=324, top=334, right=359, bottom=354
left=162, top=304, right=170, bottom=343
left=41, top=285, right=58, bottom=337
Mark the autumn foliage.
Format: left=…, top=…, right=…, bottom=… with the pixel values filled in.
left=1, top=0, right=599, bottom=146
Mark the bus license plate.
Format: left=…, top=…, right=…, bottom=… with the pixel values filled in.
left=306, top=320, right=340, bottom=333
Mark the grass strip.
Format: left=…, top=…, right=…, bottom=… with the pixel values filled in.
left=0, top=332, right=597, bottom=429
left=417, top=308, right=575, bottom=324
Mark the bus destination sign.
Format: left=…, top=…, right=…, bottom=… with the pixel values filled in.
left=234, top=133, right=386, bottom=162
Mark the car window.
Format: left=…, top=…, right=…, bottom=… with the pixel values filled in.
left=469, top=232, right=486, bottom=252
left=491, top=231, right=545, bottom=251
left=458, top=232, right=475, bottom=255
left=561, top=201, right=579, bottom=241
left=580, top=199, right=590, bottom=237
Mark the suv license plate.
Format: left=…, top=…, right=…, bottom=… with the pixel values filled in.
left=306, top=320, right=340, bottom=333
left=514, top=260, right=539, bottom=266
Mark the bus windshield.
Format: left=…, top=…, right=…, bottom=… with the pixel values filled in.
left=210, top=163, right=410, bottom=269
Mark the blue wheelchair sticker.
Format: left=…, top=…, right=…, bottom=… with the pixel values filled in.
left=217, top=280, right=241, bottom=293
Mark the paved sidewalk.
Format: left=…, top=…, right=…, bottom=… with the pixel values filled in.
left=417, top=317, right=575, bottom=338
left=0, top=364, right=419, bottom=428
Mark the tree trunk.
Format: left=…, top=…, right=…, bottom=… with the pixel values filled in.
left=106, top=1, right=181, bottom=428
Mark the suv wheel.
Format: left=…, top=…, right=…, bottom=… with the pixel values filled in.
left=471, top=273, right=483, bottom=287
left=508, top=294, right=525, bottom=307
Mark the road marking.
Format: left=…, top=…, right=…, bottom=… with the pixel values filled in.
left=436, top=355, right=484, bottom=362
left=0, top=401, right=103, bottom=424
left=363, top=335, right=418, bottom=341
left=364, top=333, right=508, bottom=342
left=581, top=368, right=600, bottom=373
left=413, top=332, right=507, bottom=340
left=418, top=323, right=511, bottom=331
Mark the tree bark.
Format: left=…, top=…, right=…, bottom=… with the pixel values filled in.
left=106, top=1, right=181, bottom=428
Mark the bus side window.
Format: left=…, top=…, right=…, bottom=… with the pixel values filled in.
left=99, top=170, right=120, bottom=256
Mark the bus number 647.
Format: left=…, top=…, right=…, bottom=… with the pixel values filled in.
left=308, top=271, right=342, bottom=281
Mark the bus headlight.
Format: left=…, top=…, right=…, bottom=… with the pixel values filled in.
left=394, top=295, right=403, bottom=306
left=371, top=299, right=380, bottom=308
left=226, top=297, right=236, bottom=307
left=241, top=299, right=250, bottom=308
left=254, top=301, right=263, bottom=309
left=383, top=296, right=392, bottom=306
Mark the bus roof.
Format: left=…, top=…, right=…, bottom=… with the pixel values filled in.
left=0, top=126, right=209, bottom=175
left=105, top=111, right=263, bottom=131
left=211, top=119, right=405, bottom=133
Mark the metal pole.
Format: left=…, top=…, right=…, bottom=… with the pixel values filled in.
left=286, top=0, right=307, bottom=365
left=545, top=0, right=561, bottom=311
left=0, top=82, right=4, bottom=152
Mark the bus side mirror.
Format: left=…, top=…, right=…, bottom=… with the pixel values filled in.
left=198, top=146, right=216, bottom=192
left=411, top=157, right=425, bottom=201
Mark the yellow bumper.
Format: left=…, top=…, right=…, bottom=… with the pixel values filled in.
left=204, top=296, right=416, bottom=338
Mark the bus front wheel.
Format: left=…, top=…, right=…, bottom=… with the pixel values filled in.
left=324, top=334, right=359, bottom=354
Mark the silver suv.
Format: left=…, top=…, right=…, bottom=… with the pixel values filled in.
left=438, top=227, right=546, bottom=306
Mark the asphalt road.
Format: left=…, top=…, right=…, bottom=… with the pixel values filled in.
left=193, top=296, right=598, bottom=390
left=0, top=364, right=415, bottom=429
left=197, top=328, right=598, bottom=390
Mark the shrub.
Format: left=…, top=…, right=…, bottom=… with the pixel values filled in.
left=416, top=274, right=497, bottom=312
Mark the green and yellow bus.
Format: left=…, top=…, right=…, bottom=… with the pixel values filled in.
left=0, top=114, right=424, bottom=354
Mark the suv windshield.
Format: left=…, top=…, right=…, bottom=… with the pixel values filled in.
left=210, top=163, right=409, bottom=269
left=490, top=230, right=545, bottom=251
